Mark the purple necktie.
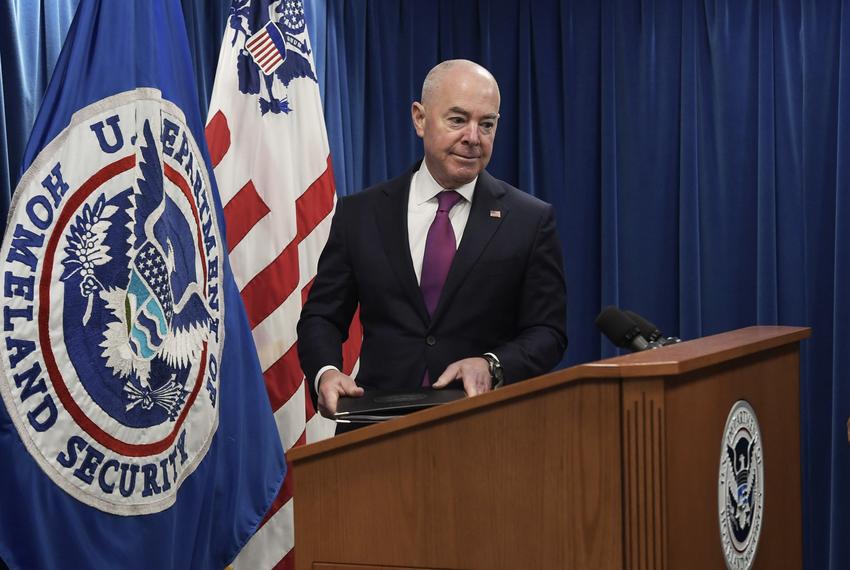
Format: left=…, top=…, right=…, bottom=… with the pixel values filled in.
left=420, top=190, right=464, bottom=316
left=420, top=190, right=463, bottom=387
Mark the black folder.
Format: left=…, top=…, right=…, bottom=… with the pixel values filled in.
left=333, top=388, right=466, bottom=424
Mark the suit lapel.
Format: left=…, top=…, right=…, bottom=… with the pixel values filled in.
left=430, top=171, right=507, bottom=325
left=374, top=169, right=431, bottom=324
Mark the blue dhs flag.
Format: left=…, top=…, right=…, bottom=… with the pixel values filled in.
left=0, top=1, right=286, bottom=568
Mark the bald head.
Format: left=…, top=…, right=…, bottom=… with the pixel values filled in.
left=420, top=60, right=501, bottom=107
left=411, top=60, right=501, bottom=189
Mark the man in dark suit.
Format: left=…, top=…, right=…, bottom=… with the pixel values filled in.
left=297, top=60, right=567, bottom=418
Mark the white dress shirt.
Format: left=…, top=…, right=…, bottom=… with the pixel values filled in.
left=315, top=163, right=477, bottom=389
left=407, top=163, right=476, bottom=283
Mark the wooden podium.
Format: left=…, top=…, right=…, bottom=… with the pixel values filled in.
left=289, top=326, right=809, bottom=570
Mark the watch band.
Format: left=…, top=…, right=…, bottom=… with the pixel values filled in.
left=483, top=353, right=504, bottom=388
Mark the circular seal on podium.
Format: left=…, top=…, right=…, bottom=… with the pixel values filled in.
left=718, top=400, right=764, bottom=569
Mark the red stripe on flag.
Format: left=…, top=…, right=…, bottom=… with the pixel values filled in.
left=296, top=158, right=335, bottom=239
left=297, top=277, right=361, bottom=419
left=245, top=31, right=267, bottom=50
left=204, top=110, right=230, bottom=168
left=304, top=378, right=318, bottom=421
left=223, top=180, right=270, bottom=251
left=260, top=51, right=282, bottom=69
left=256, top=39, right=277, bottom=59
left=242, top=238, right=299, bottom=328
left=241, top=160, right=336, bottom=328
left=301, top=277, right=315, bottom=306
left=261, top=55, right=284, bottom=73
left=272, top=548, right=295, bottom=570
left=257, top=43, right=278, bottom=63
left=300, top=277, right=319, bottom=423
left=254, top=36, right=273, bottom=52
left=263, top=344, right=304, bottom=411
left=255, top=46, right=275, bottom=65
left=342, top=307, right=363, bottom=376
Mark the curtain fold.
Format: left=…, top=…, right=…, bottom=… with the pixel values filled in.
left=826, top=1, right=850, bottom=565
left=3, top=1, right=850, bottom=568
left=316, top=1, right=847, bottom=567
left=179, top=0, right=229, bottom=119
left=0, top=0, right=78, bottom=235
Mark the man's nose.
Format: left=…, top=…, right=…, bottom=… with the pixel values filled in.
left=461, top=122, right=480, bottom=144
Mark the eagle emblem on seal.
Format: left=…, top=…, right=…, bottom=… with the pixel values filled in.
left=60, top=119, right=212, bottom=420
left=227, top=0, right=318, bottom=115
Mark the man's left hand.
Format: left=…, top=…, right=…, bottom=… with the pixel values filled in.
left=432, top=357, right=492, bottom=396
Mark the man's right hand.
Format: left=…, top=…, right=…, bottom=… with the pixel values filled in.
left=317, top=369, right=365, bottom=418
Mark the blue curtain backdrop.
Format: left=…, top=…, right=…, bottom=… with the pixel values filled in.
left=314, top=3, right=846, bottom=567
left=1, top=1, right=847, bottom=569
left=0, top=0, right=78, bottom=239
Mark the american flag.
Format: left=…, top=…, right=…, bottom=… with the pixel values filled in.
left=205, top=2, right=361, bottom=568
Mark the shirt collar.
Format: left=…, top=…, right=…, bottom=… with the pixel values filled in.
left=411, top=161, right=476, bottom=206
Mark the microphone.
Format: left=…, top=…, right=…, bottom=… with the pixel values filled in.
left=594, top=306, right=651, bottom=352
left=623, top=310, right=682, bottom=346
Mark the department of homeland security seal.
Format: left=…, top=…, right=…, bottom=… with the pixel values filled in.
left=0, top=89, right=224, bottom=515
left=718, top=400, right=764, bottom=569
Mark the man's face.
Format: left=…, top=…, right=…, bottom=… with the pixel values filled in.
left=412, top=68, right=500, bottom=189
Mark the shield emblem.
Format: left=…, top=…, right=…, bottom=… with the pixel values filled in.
left=126, top=241, right=174, bottom=359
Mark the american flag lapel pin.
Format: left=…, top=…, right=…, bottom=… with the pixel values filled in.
left=490, top=210, right=501, bottom=218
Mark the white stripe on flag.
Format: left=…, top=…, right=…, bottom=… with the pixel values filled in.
left=231, top=499, right=294, bottom=570
left=251, top=293, right=301, bottom=372
left=274, top=380, right=307, bottom=451
left=229, top=215, right=295, bottom=291
left=306, top=409, right=336, bottom=442
left=245, top=30, right=267, bottom=50
left=296, top=209, right=334, bottom=278
left=253, top=36, right=273, bottom=55
left=248, top=213, right=333, bottom=371
left=207, top=4, right=361, bottom=568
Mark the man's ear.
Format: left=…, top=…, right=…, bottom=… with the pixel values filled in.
left=411, top=101, right=426, bottom=138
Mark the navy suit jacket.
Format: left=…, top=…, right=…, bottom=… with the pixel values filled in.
left=297, top=165, right=567, bottom=407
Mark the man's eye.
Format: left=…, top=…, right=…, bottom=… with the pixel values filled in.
left=448, top=117, right=465, bottom=125
left=480, top=122, right=494, bottom=132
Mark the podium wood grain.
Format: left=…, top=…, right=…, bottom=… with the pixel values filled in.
left=290, top=326, right=808, bottom=570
